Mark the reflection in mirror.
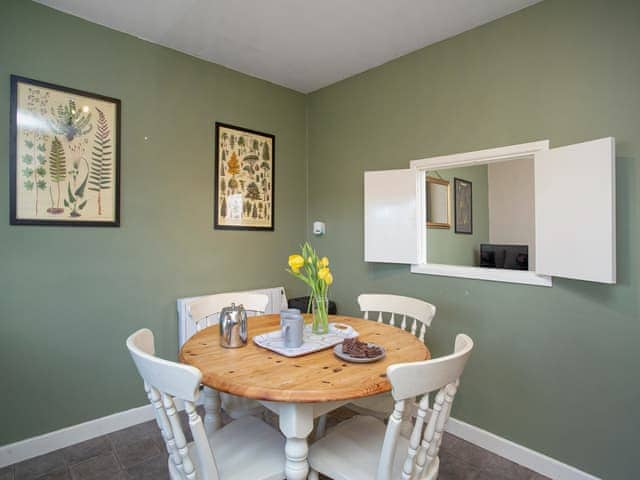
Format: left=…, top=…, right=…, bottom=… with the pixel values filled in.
left=426, top=158, right=535, bottom=270
left=426, top=176, right=450, bottom=229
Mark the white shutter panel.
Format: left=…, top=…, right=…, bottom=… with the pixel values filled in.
left=364, top=169, right=423, bottom=264
left=535, top=137, right=615, bottom=283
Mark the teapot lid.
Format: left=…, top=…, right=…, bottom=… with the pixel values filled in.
left=222, top=302, right=244, bottom=312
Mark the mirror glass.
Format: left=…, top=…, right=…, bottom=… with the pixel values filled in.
left=426, top=158, right=535, bottom=270
left=426, top=177, right=450, bottom=228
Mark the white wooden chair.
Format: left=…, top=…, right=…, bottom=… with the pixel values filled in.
left=187, top=293, right=269, bottom=428
left=351, top=294, right=437, bottom=417
left=308, top=334, right=473, bottom=480
left=127, top=328, right=285, bottom=480
left=358, top=294, right=436, bottom=342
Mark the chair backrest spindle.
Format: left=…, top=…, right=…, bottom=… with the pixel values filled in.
left=358, top=294, right=436, bottom=342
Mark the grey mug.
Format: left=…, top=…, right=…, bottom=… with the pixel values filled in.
left=281, top=310, right=303, bottom=348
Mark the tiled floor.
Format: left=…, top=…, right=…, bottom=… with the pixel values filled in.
left=1, top=408, right=550, bottom=480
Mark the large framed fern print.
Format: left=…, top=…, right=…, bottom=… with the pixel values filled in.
left=214, top=122, right=274, bottom=231
left=10, top=75, right=120, bottom=226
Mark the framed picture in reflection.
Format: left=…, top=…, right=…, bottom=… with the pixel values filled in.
left=454, top=177, right=472, bottom=234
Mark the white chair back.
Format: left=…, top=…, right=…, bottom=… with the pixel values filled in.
left=377, top=334, right=473, bottom=480
left=358, top=294, right=436, bottom=342
left=188, top=293, right=269, bottom=332
left=127, top=329, right=220, bottom=480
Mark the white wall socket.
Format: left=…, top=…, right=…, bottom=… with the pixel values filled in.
left=313, top=221, right=326, bottom=236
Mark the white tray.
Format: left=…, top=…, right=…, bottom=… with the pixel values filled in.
left=253, top=322, right=358, bottom=357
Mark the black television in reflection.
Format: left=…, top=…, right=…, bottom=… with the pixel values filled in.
left=480, top=244, right=528, bottom=270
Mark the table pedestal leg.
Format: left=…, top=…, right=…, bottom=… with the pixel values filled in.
left=203, top=387, right=221, bottom=436
left=278, top=404, right=314, bottom=480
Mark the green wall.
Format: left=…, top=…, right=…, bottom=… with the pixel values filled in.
left=427, top=165, right=489, bottom=266
left=2, top=1, right=639, bottom=478
left=308, top=0, right=639, bottom=478
left=0, top=0, right=307, bottom=445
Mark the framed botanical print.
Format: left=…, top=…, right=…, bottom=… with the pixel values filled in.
left=10, top=75, right=121, bottom=226
left=214, top=122, right=274, bottom=231
left=454, top=177, right=472, bottom=234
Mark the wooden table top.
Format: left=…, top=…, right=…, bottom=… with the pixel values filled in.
left=179, top=314, right=430, bottom=403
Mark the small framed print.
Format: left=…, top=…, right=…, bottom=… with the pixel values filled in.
left=454, top=177, right=473, bottom=234
left=214, top=122, right=274, bottom=231
left=10, top=75, right=121, bottom=226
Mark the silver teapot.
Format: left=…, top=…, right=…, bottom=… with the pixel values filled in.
left=219, top=303, right=248, bottom=348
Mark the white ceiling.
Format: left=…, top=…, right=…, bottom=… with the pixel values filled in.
left=35, top=0, right=542, bottom=93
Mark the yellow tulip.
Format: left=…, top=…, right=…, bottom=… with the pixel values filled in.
left=288, top=254, right=304, bottom=273
left=325, top=272, right=334, bottom=285
left=318, top=267, right=330, bottom=280
left=317, top=256, right=329, bottom=268
left=307, top=256, right=313, bottom=264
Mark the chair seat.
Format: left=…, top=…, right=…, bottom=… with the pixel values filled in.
left=308, top=415, right=417, bottom=480
left=169, top=415, right=285, bottom=480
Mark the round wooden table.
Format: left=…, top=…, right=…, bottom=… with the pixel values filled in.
left=180, top=314, right=430, bottom=480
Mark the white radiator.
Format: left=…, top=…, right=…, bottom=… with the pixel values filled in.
left=177, top=286, right=288, bottom=347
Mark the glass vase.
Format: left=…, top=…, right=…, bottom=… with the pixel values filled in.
left=311, top=294, right=329, bottom=334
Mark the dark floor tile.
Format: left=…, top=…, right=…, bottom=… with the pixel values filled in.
left=15, top=450, right=66, bottom=480
left=69, top=452, right=122, bottom=480
left=0, top=466, right=14, bottom=480
left=438, top=456, right=480, bottom=480
left=528, top=473, right=552, bottom=480
left=113, top=438, right=161, bottom=470
left=440, top=434, right=493, bottom=469
left=477, top=451, right=533, bottom=480
left=125, top=453, right=169, bottom=480
left=108, top=421, right=162, bottom=450
left=33, top=469, right=71, bottom=480
left=62, top=437, right=112, bottom=466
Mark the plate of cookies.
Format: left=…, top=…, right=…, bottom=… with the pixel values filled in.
left=333, top=337, right=385, bottom=363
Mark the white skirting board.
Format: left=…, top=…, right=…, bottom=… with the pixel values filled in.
left=0, top=405, right=601, bottom=479
left=444, top=415, right=601, bottom=480
left=0, top=404, right=156, bottom=468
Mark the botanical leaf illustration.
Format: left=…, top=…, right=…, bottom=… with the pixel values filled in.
left=49, top=99, right=92, bottom=141
left=220, top=197, right=227, bottom=217
left=88, top=108, right=112, bottom=215
left=49, top=137, right=67, bottom=183
left=47, top=136, right=66, bottom=213
left=246, top=182, right=261, bottom=201
left=262, top=142, right=270, bottom=161
left=67, top=160, right=89, bottom=218
left=227, top=152, right=241, bottom=175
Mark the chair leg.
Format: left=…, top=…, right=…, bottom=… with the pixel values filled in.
left=314, top=414, right=327, bottom=440
left=308, top=469, right=319, bottom=480
left=203, top=387, right=222, bottom=435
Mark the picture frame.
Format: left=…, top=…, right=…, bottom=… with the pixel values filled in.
left=214, top=122, right=275, bottom=231
left=426, top=176, right=451, bottom=229
left=10, top=75, right=121, bottom=227
left=454, top=177, right=472, bottom=234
